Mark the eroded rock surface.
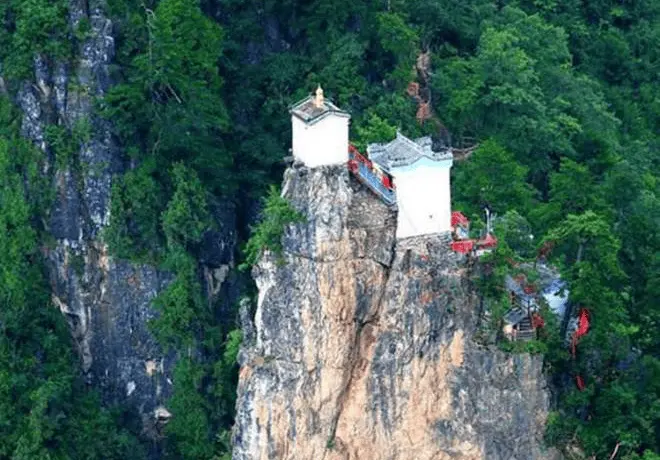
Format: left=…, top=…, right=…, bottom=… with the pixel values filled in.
left=14, top=1, right=180, bottom=433
left=12, top=0, right=240, bottom=440
left=233, top=164, right=560, bottom=460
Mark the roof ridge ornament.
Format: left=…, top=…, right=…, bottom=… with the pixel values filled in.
left=290, top=88, right=349, bottom=124
left=314, top=85, right=324, bottom=108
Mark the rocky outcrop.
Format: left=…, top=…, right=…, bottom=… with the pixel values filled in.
left=47, top=242, right=175, bottom=419
left=233, top=164, right=560, bottom=460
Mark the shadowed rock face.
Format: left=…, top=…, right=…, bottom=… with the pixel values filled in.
left=13, top=0, right=239, bottom=442
left=15, top=1, right=181, bottom=435
left=233, top=164, right=561, bottom=460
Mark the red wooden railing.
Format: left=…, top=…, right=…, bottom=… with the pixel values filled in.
left=347, top=144, right=396, bottom=204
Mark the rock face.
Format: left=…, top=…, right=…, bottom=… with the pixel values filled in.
left=233, top=164, right=560, bottom=460
left=18, top=1, right=179, bottom=430
left=16, top=0, right=177, bottom=430
left=12, top=0, right=239, bottom=439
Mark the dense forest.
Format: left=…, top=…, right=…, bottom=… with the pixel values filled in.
left=0, top=0, right=658, bottom=458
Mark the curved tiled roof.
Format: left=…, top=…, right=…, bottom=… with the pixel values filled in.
left=367, top=132, right=453, bottom=171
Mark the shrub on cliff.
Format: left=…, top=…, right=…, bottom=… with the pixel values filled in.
left=240, top=185, right=305, bottom=270
left=162, top=163, right=213, bottom=250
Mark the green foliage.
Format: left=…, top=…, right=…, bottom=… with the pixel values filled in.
left=104, top=0, right=232, bottom=195
left=105, top=160, right=166, bottom=262
left=212, top=328, right=242, bottom=418
left=326, top=437, right=336, bottom=450
left=150, top=254, right=238, bottom=460
left=305, top=35, right=368, bottom=109
left=353, top=114, right=397, bottom=152
left=241, top=185, right=306, bottom=270
left=453, top=139, right=535, bottom=216
left=101, top=3, right=243, bottom=457
left=498, top=338, right=548, bottom=354
left=376, top=12, right=419, bottom=89
left=0, top=0, right=71, bottom=80
left=0, top=0, right=658, bottom=457
left=164, top=359, right=214, bottom=460
left=45, top=125, right=76, bottom=170
left=151, top=248, right=205, bottom=351
left=213, top=430, right=233, bottom=460
left=544, top=211, right=624, bottom=281
left=433, top=6, right=620, bottom=183
left=493, top=210, right=535, bottom=258
left=74, top=17, right=92, bottom=41
left=475, top=242, right=517, bottom=300
left=532, top=158, right=610, bottom=234
left=542, top=211, right=647, bottom=455
left=162, top=163, right=212, bottom=250
left=44, top=119, right=92, bottom=170
left=223, top=329, right=242, bottom=365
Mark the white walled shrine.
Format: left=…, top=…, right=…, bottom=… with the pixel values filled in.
left=290, top=86, right=351, bottom=168
left=368, top=133, right=453, bottom=239
left=289, top=87, right=454, bottom=239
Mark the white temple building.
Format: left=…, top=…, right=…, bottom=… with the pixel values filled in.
left=290, top=86, right=351, bottom=168
left=289, top=87, right=454, bottom=240
left=368, top=134, right=453, bottom=239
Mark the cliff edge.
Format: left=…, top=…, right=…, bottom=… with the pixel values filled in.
left=233, top=164, right=560, bottom=460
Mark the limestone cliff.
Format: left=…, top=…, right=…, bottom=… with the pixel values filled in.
left=13, top=0, right=238, bottom=438
left=233, top=164, right=560, bottom=460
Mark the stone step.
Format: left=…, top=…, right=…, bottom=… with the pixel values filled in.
left=515, top=329, right=536, bottom=341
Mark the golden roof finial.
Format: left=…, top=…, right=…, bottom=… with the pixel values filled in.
left=314, top=85, right=324, bottom=108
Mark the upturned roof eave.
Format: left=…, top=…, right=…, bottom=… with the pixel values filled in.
left=368, top=132, right=453, bottom=172
left=290, top=108, right=350, bottom=126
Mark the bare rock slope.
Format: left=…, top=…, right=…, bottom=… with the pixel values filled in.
left=233, top=164, right=560, bottom=460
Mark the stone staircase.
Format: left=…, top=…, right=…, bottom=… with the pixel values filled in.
left=515, top=316, right=536, bottom=341
left=503, top=306, right=536, bottom=342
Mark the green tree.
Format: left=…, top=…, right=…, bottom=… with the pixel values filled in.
left=452, top=139, right=535, bottom=217
left=532, top=157, right=609, bottom=233
left=432, top=6, right=619, bottom=185
left=164, top=359, right=214, bottom=460
left=0, top=0, right=71, bottom=80
left=105, top=160, right=166, bottom=262
left=375, top=12, right=419, bottom=89
left=104, top=0, right=232, bottom=194
left=543, top=212, right=642, bottom=457
left=353, top=113, right=397, bottom=151
left=162, top=163, right=212, bottom=250
left=305, top=35, right=368, bottom=109
left=151, top=248, right=205, bottom=351
left=241, top=185, right=305, bottom=269
left=493, top=210, right=535, bottom=258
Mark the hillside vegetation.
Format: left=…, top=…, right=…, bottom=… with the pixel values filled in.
left=0, top=0, right=659, bottom=458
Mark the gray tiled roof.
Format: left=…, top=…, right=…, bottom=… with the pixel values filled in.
left=367, top=132, right=453, bottom=171
left=290, top=95, right=350, bottom=125
left=504, top=307, right=528, bottom=326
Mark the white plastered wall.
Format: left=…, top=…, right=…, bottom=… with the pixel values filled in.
left=391, top=157, right=453, bottom=239
left=291, top=114, right=349, bottom=168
